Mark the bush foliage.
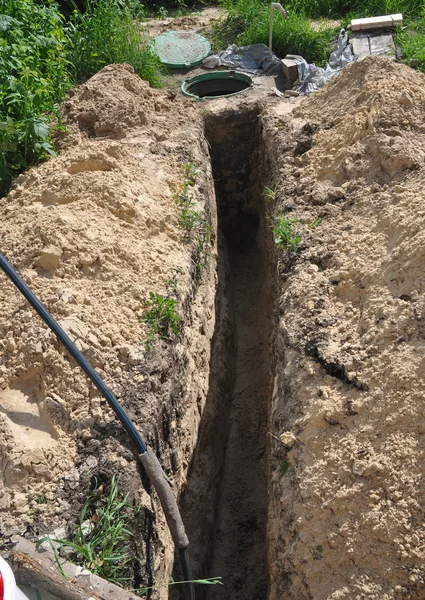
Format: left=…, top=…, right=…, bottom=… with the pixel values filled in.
left=0, top=0, right=161, bottom=197
left=0, top=0, right=72, bottom=194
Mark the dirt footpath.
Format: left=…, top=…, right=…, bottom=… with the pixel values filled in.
left=266, top=56, right=425, bottom=600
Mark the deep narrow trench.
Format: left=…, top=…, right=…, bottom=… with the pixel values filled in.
left=174, top=107, right=273, bottom=600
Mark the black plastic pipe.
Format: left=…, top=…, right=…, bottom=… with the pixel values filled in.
left=0, top=251, right=195, bottom=600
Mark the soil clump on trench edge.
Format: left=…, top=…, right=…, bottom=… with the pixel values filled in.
left=1, top=55, right=425, bottom=600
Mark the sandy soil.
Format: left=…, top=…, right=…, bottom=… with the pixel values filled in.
left=2, top=42, right=425, bottom=600
left=0, top=64, right=219, bottom=591
left=266, top=56, right=425, bottom=600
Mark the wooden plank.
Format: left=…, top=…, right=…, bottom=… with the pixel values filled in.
left=351, top=13, right=402, bottom=31
left=8, top=537, right=136, bottom=600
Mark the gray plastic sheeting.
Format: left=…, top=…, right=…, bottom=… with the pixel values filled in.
left=203, top=43, right=282, bottom=75
left=203, top=30, right=354, bottom=94
left=291, top=29, right=354, bottom=94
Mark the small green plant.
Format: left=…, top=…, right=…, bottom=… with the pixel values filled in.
left=36, top=495, right=49, bottom=504
left=174, top=163, right=212, bottom=277
left=135, top=575, right=223, bottom=596
left=157, top=5, right=168, bottom=18
left=272, top=214, right=302, bottom=249
left=310, top=216, right=325, bottom=227
left=174, top=163, right=203, bottom=240
left=38, top=477, right=135, bottom=586
left=263, top=184, right=278, bottom=204
left=142, top=291, right=180, bottom=349
left=184, top=162, right=200, bottom=186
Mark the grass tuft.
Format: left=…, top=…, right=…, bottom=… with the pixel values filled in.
left=272, top=214, right=302, bottom=249
left=38, top=476, right=135, bottom=586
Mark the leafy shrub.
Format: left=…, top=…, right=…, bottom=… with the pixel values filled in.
left=0, top=0, right=72, bottom=194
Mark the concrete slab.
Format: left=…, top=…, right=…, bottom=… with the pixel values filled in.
left=352, top=31, right=395, bottom=59
left=369, top=33, right=395, bottom=55
left=352, top=35, right=371, bottom=59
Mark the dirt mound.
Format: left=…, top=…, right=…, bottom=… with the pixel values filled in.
left=0, top=61, right=214, bottom=562
left=294, top=56, right=425, bottom=186
left=267, top=56, right=425, bottom=599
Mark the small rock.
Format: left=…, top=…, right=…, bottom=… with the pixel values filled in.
left=79, top=456, right=98, bottom=476
left=399, top=91, right=413, bottom=107
left=280, top=431, right=297, bottom=448
left=6, top=338, right=16, bottom=352
left=410, top=58, right=420, bottom=68
left=39, top=246, right=62, bottom=270
left=327, top=187, right=345, bottom=201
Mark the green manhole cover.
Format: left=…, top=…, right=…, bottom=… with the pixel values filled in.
left=150, top=31, right=211, bottom=69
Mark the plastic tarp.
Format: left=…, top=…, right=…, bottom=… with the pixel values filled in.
left=203, top=29, right=354, bottom=94
left=290, top=29, right=354, bottom=94
left=203, top=43, right=282, bottom=75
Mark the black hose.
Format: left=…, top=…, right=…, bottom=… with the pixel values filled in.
left=179, top=548, right=196, bottom=600
left=0, top=251, right=196, bottom=600
left=0, top=251, right=147, bottom=454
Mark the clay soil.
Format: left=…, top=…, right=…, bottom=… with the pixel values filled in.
left=1, top=47, right=425, bottom=600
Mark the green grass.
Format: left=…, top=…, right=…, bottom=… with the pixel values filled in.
left=395, top=16, right=425, bottom=70
left=212, top=0, right=337, bottom=65
left=272, top=214, right=301, bottom=250
left=38, top=477, right=136, bottom=586
left=135, top=575, right=223, bottom=596
left=69, top=0, right=162, bottom=85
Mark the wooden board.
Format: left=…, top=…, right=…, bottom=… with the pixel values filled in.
left=351, top=13, right=402, bottom=31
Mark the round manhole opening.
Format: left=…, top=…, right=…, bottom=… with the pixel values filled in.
left=181, top=71, right=253, bottom=100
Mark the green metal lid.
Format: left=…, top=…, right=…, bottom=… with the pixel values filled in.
left=150, top=31, right=211, bottom=69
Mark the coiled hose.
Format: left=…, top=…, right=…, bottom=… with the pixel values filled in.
left=0, top=251, right=195, bottom=600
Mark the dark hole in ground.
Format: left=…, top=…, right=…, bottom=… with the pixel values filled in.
left=172, top=108, right=272, bottom=600
left=184, top=78, right=251, bottom=99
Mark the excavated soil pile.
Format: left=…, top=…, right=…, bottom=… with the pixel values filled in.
left=0, top=64, right=218, bottom=587
left=268, top=56, right=425, bottom=600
